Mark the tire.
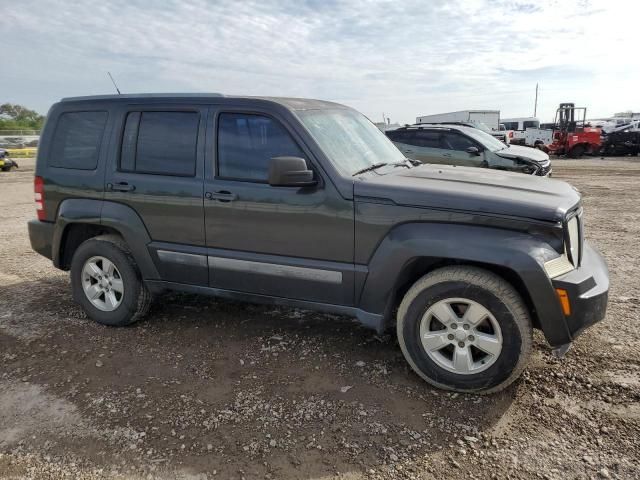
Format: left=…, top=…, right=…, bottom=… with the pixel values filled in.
left=70, top=235, right=151, bottom=326
left=568, top=144, right=585, bottom=159
left=397, top=266, right=532, bottom=394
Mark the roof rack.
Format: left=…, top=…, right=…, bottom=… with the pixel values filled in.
left=61, top=93, right=225, bottom=102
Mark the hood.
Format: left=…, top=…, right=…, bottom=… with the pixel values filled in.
left=354, top=164, right=579, bottom=222
left=495, top=144, right=549, bottom=163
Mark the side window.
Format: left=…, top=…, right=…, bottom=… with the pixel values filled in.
left=415, top=130, right=443, bottom=148
left=502, top=121, right=518, bottom=130
left=523, top=120, right=538, bottom=129
left=388, top=130, right=413, bottom=144
left=394, top=130, right=415, bottom=145
left=385, top=129, right=402, bottom=142
left=120, top=111, right=199, bottom=176
left=442, top=132, right=476, bottom=151
left=50, top=111, right=108, bottom=170
left=217, top=113, right=304, bottom=182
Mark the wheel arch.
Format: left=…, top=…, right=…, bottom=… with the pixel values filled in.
left=384, top=257, right=539, bottom=332
left=53, top=199, right=160, bottom=279
left=358, top=222, right=570, bottom=346
left=57, top=223, right=122, bottom=270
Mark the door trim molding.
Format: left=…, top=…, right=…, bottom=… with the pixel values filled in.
left=157, top=249, right=208, bottom=268
left=208, top=256, right=343, bottom=284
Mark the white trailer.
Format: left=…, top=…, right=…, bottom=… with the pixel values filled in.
left=416, top=110, right=501, bottom=131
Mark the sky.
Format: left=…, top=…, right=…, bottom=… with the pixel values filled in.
left=1, top=0, right=639, bottom=124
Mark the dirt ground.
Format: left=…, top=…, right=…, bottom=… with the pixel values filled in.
left=0, top=158, right=638, bottom=480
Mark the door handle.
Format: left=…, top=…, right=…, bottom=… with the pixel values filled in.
left=107, top=182, right=135, bottom=192
left=443, top=153, right=452, bottom=158
left=205, top=190, right=237, bottom=202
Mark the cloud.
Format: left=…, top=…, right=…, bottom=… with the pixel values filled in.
left=1, top=0, right=638, bottom=122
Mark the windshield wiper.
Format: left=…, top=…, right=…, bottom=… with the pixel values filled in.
left=403, top=158, right=422, bottom=166
left=352, top=162, right=389, bottom=176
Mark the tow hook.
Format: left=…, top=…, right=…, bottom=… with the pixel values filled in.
left=552, top=343, right=572, bottom=359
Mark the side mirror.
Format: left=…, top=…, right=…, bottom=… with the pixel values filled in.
left=466, top=146, right=481, bottom=156
left=268, top=156, right=317, bottom=187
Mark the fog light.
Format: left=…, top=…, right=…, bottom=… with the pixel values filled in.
left=555, top=288, right=571, bottom=316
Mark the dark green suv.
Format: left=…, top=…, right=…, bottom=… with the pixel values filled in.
left=28, top=94, right=607, bottom=393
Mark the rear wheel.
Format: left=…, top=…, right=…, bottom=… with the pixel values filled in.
left=397, top=266, right=532, bottom=393
left=568, top=144, right=586, bottom=158
left=70, top=235, right=151, bottom=326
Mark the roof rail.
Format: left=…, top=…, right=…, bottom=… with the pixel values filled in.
left=61, top=93, right=225, bottom=102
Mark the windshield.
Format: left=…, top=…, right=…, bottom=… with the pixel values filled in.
left=298, top=109, right=406, bottom=176
left=461, top=127, right=507, bottom=152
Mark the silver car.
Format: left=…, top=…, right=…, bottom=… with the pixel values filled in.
left=386, top=124, right=552, bottom=176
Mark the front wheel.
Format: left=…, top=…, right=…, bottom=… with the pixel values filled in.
left=397, top=266, right=532, bottom=393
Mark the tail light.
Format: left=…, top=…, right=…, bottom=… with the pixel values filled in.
left=34, top=176, right=45, bottom=221
left=509, top=131, right=514, bottom=138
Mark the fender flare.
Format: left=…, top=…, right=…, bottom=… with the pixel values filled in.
left=52, top=199, right=160, bottom=279
left=358, top=222, right=570, bottom=346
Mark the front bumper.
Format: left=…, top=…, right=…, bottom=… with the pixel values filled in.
left=28, top=219, right=54, bottom=261
left=551, top=241, right=609, bottom=342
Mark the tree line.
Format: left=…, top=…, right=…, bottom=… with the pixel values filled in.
left=0, top=103, right=45, bottom=131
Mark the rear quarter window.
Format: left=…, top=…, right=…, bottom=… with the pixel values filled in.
left=49, top=111, right=108, bottom=170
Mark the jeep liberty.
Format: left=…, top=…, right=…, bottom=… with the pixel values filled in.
left=28, top=94, right=609, bottom=393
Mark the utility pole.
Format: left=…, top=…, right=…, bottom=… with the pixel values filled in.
left=534, top=83, right=538, bottom=117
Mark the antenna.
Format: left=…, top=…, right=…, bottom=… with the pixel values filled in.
left=107, top=72, right=122, bottom=95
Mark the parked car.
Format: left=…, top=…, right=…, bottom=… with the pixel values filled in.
left=600, top=120, right=640, bottom=156
left=386, top=124, right=552, bottom=176
left=0, top=149, right=18, bottom=171
left=28, top=94, right=608, bottom=393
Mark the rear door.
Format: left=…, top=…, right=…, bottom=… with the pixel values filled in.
left=389, top=129, right=449, bottom=164
left=104, top=105, right=208, bottom=285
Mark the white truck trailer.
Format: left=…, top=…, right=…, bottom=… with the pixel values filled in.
left=416, top=110, right=501, bottom=131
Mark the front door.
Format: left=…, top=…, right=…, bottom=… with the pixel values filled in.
left=104, top=105, right=208, bottom=285
left=439, top=131, right=487, bottom=167
left=203, top=109, right=354, bottom=306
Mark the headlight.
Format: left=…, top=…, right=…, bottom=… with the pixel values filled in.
left=566, top=215, right=581, bottom=266
left=544, top=212, right=582, bottom=278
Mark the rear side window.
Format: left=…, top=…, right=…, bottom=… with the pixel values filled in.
left=50, top=111, right=108, bottom=170
left=217, top=113, right=304, bottom=182
left=414, top=130, right=442, bottom=148
left=120, top=111, right=199, bottom=176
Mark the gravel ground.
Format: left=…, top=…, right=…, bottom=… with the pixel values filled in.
left=0, top=158, right=638, bottom=480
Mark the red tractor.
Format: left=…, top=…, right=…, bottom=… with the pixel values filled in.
left=547, top=103, right=601, bottom=158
